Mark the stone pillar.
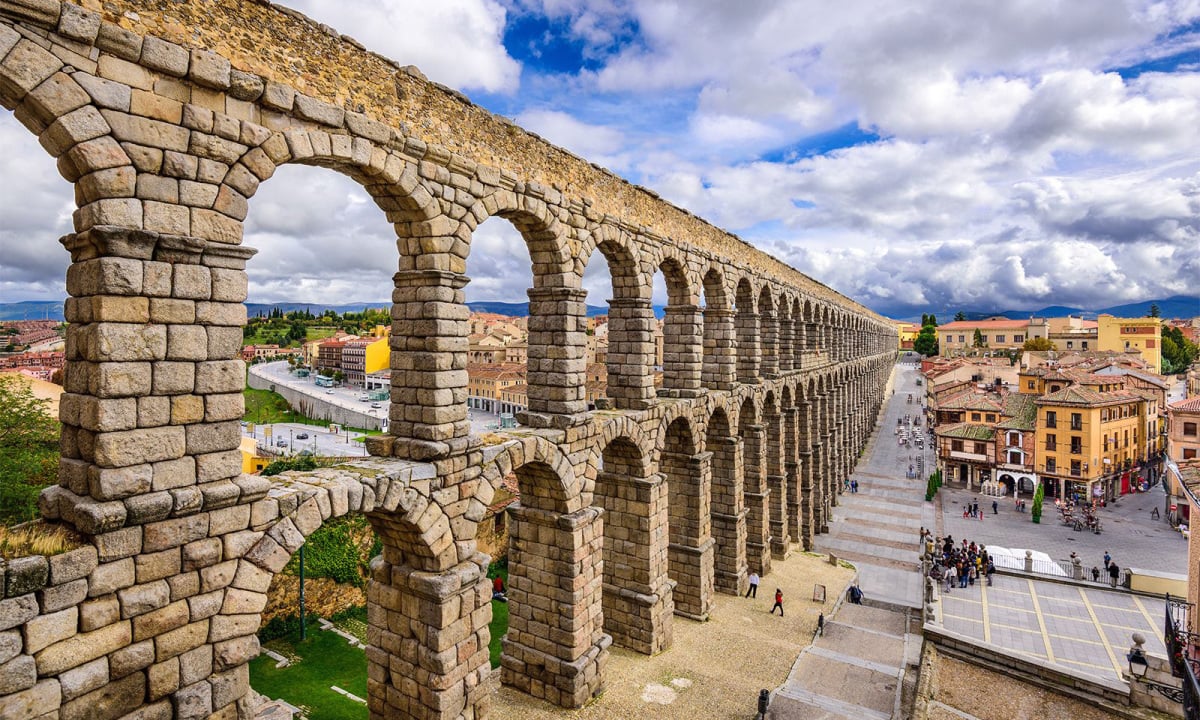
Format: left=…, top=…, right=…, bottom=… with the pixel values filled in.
left=702, top=307, right=737, bottom=391
left=389, top=269, right=472, bottom=461
left=805, top=322, right=818, bottom=369
left=763, top=410, right=789, bottom=558
left=605, top=297, right=657, bottom=410
left=660, top=304, right=703, bottom=397
left=664, top=451, right=715, bottom=620
left=741, top=424, right=771, bottom=576
left=708, top=436, right=748, bottom=595
left=736, top=308, right=760, bottom=383
left=799, top=451, right=816, bottom=549
left=367, top=554, right=492, bottom=720
left=503, top=505, right=610, bottom=708
left=760, top=310, right=779, bottom=378
left=521, top=287, right=588, bottom=427
left=596, top=470, right=674, bottom=655
left=783, top=407, right=801, bottom=542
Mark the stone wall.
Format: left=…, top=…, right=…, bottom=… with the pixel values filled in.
left=0, top=2, right=898, bottom=719
left=245, top=366, right=382, bottom=431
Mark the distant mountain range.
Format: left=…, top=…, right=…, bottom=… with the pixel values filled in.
left=903, top=295, right=1199, bottom=324
left=0, top=300, right=669, bottom=321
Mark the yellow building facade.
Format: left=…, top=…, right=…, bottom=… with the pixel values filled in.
left=1035, top=385, right=1148, bottom=502
left=1097, top=314, right=1161, bottom=374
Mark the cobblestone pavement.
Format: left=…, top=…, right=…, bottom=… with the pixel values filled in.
left=937, top=574, right=1167, bottom=684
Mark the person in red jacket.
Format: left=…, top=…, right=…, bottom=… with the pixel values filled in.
left=770, top=588, right=784, bottom=616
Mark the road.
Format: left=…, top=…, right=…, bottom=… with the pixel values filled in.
left=243, top=420, right=370, bottom=458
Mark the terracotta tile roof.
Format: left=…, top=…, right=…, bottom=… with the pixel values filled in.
left=1170, top=397, right=1200, bottom=412
left=998, top=394, right=1037, bottom=430
left=938, top=319, right=1036, bottom=330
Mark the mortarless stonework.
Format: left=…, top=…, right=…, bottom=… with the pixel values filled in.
left=0, top=2, right=898, bottom=719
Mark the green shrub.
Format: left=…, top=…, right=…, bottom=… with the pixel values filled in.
left=285, top=517, right=365, bottom=586
left=1031, top=483, right=1044, bottom=524
left=258, top=612, right=318, bottom=643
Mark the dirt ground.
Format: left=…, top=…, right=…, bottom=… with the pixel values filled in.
left=487, top=552, right=855, bottom=719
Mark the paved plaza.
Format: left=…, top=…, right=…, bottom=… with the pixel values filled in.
left=938, top=574, right=1167, bottom=684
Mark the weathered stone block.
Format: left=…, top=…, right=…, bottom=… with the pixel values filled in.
left=194, top=451, right=240, bottom=483
left=0, top=628, right=20, bottom=664
left=135, top=549, right=181, bottom=584
left=118, top=579, right=170, bottom=618
left=91, top=362, right=152, bottom=399
left=178, top=644, right=212, bottom=686
left=0, top=678, right=61, bottom=720
left=58, top=3, right=101, bottom=43
left=74, top=73, right=131, bottom=111
left=143, top=515, right=209, bottom=553
left=5, top=557, right=49, bottom=597
left=88, top=557, right=135, bottom=597
left=22, top=607, right=76, bottom=655
left=140, top=36, right=189, bottom=77
left=90, top=465, right=152, bottom=502
left=94, top=525, right=144, bottom=561
left=124, top=491, right=174, bottom=525
left=87, top=323, right=166, bottom=362
left=109, top=638, right=155, bottom=678
left=35, top=619, right=131, bottom=675
left=151, top=456, right=196, bottom=491
left=174, top=678, right=213, bottom=720
left=153, top=619, right=208, bottom=662
left=0, top=654, right=36, bottom=694
left=171, top=395, right=205, bottom=425
left=147, top=657, right=179, bottom=700
left=186, top=588, right=223, bottom=621
left=166, top=325, right=209, bottom=362
left=131, top=599, right=188, bottom=642
left=60, top=669, right=143, bottom=720
left=188, top=48, right=231, bottom=90
left=37, top=577, right=87, bottom=614
left=78, top=595, right=119, bottom=632
left=58, top=656, right=108, bottom=701
left=94, top=425, right=185, bottom=467
left=213, top=634, right=259, bottom=671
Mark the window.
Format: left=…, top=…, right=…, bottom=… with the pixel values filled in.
left=1101, top=409, right=1108, bottom=422
left=996, top=334, right=1006, bottom=343
left=1081, top=341, right=1088, bottom=350
left=1007, top=450, right=1022, bottom=464
left=1007, top=431, right=1021, bottom=446
left=1045, top=411, right=1057, bottom=429
left=951, top=439, right=964, bottom=452
left=1185, top=449, right=1198, bottom=459
left=974, top=442, right=987, bottom=455
left=986, top=414, right=996, bottom=422
left=1185, top=422, right=1198, bottom=437
left=1014, top=335, right=1024, bottom=342
left=1070, top=413, right=1082, bottom=431
left=1066, top=341, right=1075, bottom=349
left=1070, top=437, right=1082, bottom=454
left=971, top=412, right=982, bottom=421
left=1027, top=380, right=1035, bottom=389
left=1046, top=458, right=1057, bottom=473
left=1071, top=460, right=1082, bottom=477
left=1046, top=434, right=1057, bottom=451
left=1147, top=339, right=1156, bottom=349
left=1124, top=429, right=1129, bottom=448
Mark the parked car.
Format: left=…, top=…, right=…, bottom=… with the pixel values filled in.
left=371, top=403, right=381, bottom=408
left=296, top=432, right=309, bottom=440
left=275, top=439, right=287, bottom=447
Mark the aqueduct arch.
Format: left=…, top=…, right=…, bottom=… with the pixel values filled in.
left=0, top=2, right=897, bottom=719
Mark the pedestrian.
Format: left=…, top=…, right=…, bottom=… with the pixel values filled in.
left=992, top=500, right=998, bottom=515
left=1108, top=562, right=1120, bottom=588
left=945, top=564, right=956, bottom=592
left=771, top=588, right=784, bottom=616
left=849, top=584, right=864, bottom=604
left=1091, top=566, right=1100, bottom=582
left=1103, top=551, right=1111, bottom=571
left=973, top=501, right=980, bottom=517
left=851, top=479, right=858, bottom=494
left=746, top=571, right=759, bottom=598
left=985, top=559, right=995, bottom=586
left=967, top=564, right=977, bottom=586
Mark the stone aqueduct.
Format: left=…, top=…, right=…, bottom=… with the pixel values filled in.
left=0, top=2, right=898, bottom=719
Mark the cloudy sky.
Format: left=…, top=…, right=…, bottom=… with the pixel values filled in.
left=2, top=1, right=1199, bottom=319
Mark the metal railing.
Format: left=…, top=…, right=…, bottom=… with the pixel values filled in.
left=1165, top=595, right=1200, bottom=719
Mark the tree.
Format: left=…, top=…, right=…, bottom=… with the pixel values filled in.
left=1022, top=337, right=1056, bottom=351
left=954, top=311, right=966, bottom=321
left=332, top=371, right=346, bottom=383
left=1031, top=483, right=1044, bottom=524
left=972, top=328, right=985, bottom=348
left=1149, top=303, right=1161, bottom=318
left=1161, top=325, right=1198, bottom=374
left=0, top=374, right=59, bottom=525
left=913, top=324, right=939, bottom=356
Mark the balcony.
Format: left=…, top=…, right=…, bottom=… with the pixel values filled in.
left=948, top=450, right=988, bottom=462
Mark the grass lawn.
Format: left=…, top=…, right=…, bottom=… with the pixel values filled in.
left=242, top=387, right=380, bottom=436
left=488, top=567, right=509, bottom=668
left=250, top=627, right=367, bottom=720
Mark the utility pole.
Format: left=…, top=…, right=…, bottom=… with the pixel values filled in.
left=299, top=544, right=307, bottom=641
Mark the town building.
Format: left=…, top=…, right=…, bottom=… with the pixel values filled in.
left=1169, top=397, right=1200, bottom=462
left=341, top=337, right=389, bottom=386
left=894, top=321, right=919, bottom=350
left=1097, top=314, right=1162, bottom=374
left=936, top=317, right=1050, bottom=357
left=1047, top=316, right=1098, bottom=352
left=466, top=363, right=526, bottom=414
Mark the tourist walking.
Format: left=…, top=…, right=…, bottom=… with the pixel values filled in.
left=1103, top=551, right=1111, bottom=571
left=849, top=584, right=864, bottom=604
left=985, top=559, right=995, bottom=586
left=746, top=572, right=759, bottom=598
left=1108, top=561, right=1120, bottom=588
left=770, top=588, right=784, bottom=616
left=945, top=564, right=956, bottom=592
left=992, top=500, right=998, bottom=515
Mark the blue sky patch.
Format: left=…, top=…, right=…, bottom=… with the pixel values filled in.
left=760, top=122, right=882, bottom=163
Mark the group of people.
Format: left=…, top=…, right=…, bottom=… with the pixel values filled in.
left=960, top=499, right=992, bottom=520
left=923, top=530, right=995, bottom=592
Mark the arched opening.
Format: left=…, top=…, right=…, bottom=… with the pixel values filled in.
left=661, top=416, right=714, bottom=620
left=782, top=385, right=801, bottom=547
left=735, top=278, right=759, bottom=383
left=0, top=108, right=72, bottom=529
left=595, top=434, right=673, bottom=654
left=657, top=257, right=701, bottom=397
left=759, top=285, right=779, bottom=378
left=739, top=397, right=770, bottom=575
left=706, top=408, right=747, bottom=594
left=701, top=268, right=735, bottom=390
left=778, top=295, right=795, bottom=374
left=763, top=391, right=789, bottom=557
left=461, top=218, right=535, bottom=431
left=582, top=229, right=654, bottom=410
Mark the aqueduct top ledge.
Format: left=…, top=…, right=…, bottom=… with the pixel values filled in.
left=23, top=0, right=885, bottom=321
